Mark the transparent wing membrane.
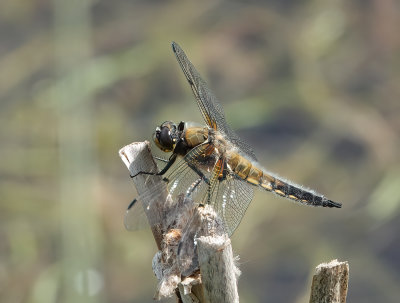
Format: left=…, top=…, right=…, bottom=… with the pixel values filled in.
left=212, top=174, right=254, bottom=236
left=172, top=42, right=257, bottom=161
left=165, top=143, right=255, bottom=236
left=166, top=143, right=219, bottom=205
left=124, top=198, right=149, bottom=231
left=124, top=180, right=168, bottom=231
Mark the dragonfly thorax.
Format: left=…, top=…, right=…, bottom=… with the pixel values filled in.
left=153, top=120, right=211, bottom=157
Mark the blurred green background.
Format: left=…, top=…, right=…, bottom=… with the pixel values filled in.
left=1, top=0, right=399, bottom=302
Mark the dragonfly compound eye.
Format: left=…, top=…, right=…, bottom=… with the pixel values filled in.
left=153, top=124, right=175, bottom=152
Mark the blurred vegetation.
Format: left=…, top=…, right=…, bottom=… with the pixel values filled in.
left=1, top=0, right=399, bottom=302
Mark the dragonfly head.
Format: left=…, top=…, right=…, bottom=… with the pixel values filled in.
left=153, top=121, right=179, bottom=152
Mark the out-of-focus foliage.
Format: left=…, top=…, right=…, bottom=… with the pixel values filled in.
left=1, top=0, right=399, bottom=302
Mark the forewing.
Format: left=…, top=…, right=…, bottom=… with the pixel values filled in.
left=165, top=144, right=218, bottom=204
left=172, top=42, right=257, bottom=161
left=124, top=143, right=218, bottom=232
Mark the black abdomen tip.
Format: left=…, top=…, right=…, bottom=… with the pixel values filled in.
left=326, top=199, right=342, bottom=208
left=171, top=41, right=177, bottom=52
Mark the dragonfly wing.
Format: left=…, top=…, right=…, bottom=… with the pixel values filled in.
left=167, top=142, right=254, bottom=236
left=124, top=197, right=150, bottom=231
left=125, top=178, right=171, bottom=232
left=211, top=173, right=254, bottom=236
left=165, top=143, right=219, bottom=203
left=177, top=169, right=255, bottom=276
left=172, top=42, right=257, bottom=161
left=124, top=143, right=219, bottom=233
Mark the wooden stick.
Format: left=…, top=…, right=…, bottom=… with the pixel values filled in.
left=119, top=141, right=240, bottom=302
left=197, top=235, right=239, bottom=303
left=309, top=259, right=349, bottom=303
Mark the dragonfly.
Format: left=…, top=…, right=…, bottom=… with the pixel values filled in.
left=128, top=42, right=341, bottom=237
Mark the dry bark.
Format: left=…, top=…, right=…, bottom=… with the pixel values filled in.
left=309, top=259, right=349, bottom=303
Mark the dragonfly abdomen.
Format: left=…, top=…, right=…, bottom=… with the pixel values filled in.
left=228, top=152, right=341, bottom=208
left=259, top=172, right=341, bottom=208
left=228, top=152, right=265, bottom=185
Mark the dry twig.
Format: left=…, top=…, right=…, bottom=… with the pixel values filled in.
left=119, top=141, right=239, bottom=302
left=309, top=259, right=349, bottom=303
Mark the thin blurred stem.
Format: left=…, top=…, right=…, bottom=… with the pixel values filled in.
left=54, top=1, right=103, bottom=302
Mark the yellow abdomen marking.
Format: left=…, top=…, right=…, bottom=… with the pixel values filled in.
left=228, top=153, right=252, bottom=179
left=260, top=173, right=275, bottom=191
left=247, top=166, right=263, bottom=185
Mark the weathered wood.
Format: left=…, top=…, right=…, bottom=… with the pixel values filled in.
left=309, top=259, right=349, bottom=303
left=198, top=235, right=239, bottom=303
left=119, top=141, right=240, bottom=302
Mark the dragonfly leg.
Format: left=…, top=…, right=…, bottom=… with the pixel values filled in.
left=162, top=143, right=212, bottom=184
left=130, top=154, right=177, bottom=178
left=183, top=159, right=215, bottom=198
left=187, top=162, right=210, bottom=185
left=153, top=155, right=169, bottom=163
left=162, top=160, right=211, bottom=187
